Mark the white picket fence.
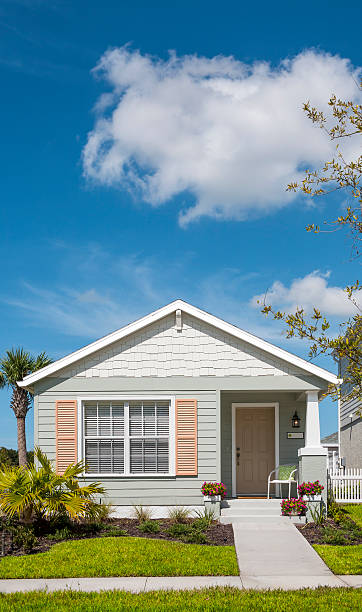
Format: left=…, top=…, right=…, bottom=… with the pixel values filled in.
left=329, top=467, right=362, bottom=503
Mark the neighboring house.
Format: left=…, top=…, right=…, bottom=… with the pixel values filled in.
left=338, top=357, right=362, bottom=468
left=321, top=432, right=339, bottom=472
left=19, top=300, right=339, bottom=514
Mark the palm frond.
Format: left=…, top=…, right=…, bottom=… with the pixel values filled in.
left=0, top=347, right=52, bottom=386
left=0, top=449, right=105, bottom=521
left=32, top=352, right=53, bottom=372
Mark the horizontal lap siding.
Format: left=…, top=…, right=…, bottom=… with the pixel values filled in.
left=36, top=385, right=217, bottom=506
left=340, top=396, right=360, bottom=426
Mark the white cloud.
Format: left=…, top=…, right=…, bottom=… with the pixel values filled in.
left=251, top=271, right=359, bottom=316
left=83, top=47, right=361, bottom=225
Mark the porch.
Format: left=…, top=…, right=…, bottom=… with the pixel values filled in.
left=220, top=389, right=327, bottom=501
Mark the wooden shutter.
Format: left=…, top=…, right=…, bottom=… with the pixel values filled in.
left=56, top=400, right=77, bottom=474
left=175, top=399, right=197, bottom=476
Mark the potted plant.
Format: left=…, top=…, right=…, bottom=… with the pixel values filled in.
left=201, top=481, right=227, bottom=502
left=297, top=480, right=324, bottom=501
left=280, top=497, right=307, bottom=516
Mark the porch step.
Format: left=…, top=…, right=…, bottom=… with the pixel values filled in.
left=219, top=498, right=306, bottom=524
left=220, top=515, right=306, bottom=525
left=224, top=498, right=281, bottom=506
left=221, top=506, right=281, bottom=517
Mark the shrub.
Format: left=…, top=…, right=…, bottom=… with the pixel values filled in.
left=81, top=521, right=104, bottom=534
left=201, top=482, right=227, bottom=498
left=11, top=525, right=38, bottom=553
left=328, top=501, right=347, bottom=524
left=167, top=507, right=191, bottom=523
left=138, top=520, right=160, bottom=534
left=0, top=447, right=105, bottom=523
left=181, top=530, right=207, bottom=544
left=193, top=507, right=216, bottom=529
left=167, top=523, right=191, bottom=538
left=47, top=527, right=73, bottom=541
left=132, top=505, right=153, bottom=523
left=321, top=526, right=350, bottom=545
left=297, top=481, right=324, bottom=496
left=280, top=498, right=307, bottom=516
left=100, top=527, right=127, bottom=537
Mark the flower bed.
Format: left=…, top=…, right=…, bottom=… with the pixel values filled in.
left=201, top=482, right=227, bottom=498
left=0, top=516, right=234, bottom=558
left=280, top=497, right=307, bottom=516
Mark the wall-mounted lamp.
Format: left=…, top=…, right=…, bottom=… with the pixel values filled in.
left=291, top=411, right=301, bottom=428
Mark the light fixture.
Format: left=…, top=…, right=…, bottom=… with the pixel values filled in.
left=291, top=411, right=301, bottom=428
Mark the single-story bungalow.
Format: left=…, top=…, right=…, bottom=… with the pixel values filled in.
left=19, top=300, right=339, bottom=514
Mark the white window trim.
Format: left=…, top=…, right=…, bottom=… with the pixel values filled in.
left=231, top=402, right=279, bottom=498
left=77, top=396, right=176, bottom=478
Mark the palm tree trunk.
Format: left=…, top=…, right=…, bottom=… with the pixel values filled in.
left=17, top=417, right=27, bottom=466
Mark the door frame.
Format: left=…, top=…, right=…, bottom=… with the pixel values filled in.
left=231, top=403, right=279, bottom=497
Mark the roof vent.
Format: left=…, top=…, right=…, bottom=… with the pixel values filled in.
left=175, top=309, right=182, bottom=332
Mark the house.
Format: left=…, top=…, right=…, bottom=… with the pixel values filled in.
left=321, top=432, right=339, bottom=472
left=338, top=357, right=362, bottom=469
left=19, top=300, right=339, bottom=515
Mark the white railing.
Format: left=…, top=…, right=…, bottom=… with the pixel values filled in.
left=329, top=467, right=362, bottom=503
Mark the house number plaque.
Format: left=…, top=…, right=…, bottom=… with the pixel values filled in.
left=287, top=432, right=304, bottom=439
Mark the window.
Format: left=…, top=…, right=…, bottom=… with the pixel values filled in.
left=83, top=400, right=171, bottom=475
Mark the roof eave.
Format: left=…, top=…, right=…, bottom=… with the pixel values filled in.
left=17, top=299, right=340, bottom=388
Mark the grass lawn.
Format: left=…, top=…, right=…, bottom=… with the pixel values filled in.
left=341, top=504, right=362, bottom=529
left=314, top=544, right=362, bottom=575
left=0, top=537, right=238, bottom=579
left=313, top=504, right=362, bottom=575
left=0, top=587, right=359, bottom=611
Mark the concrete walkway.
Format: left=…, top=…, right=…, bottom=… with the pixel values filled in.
left=232, top=518, right=352, bottom=590
left=0, top=574, right=360, bottom=593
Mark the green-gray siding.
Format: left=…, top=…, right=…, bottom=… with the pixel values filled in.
left=34, top=374, right=325, bottom=505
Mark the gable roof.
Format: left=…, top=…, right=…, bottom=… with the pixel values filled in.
left=18, top=299, right=340, bottom=389
left=321, top=432, right=339, bottom=446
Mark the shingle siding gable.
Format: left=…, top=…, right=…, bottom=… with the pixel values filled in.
left=53, top=313, right=306, bottom=379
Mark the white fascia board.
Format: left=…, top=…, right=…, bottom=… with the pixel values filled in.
left=18, top=299, right=340, bottom=388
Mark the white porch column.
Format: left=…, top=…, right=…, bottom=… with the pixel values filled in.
left=305, top=390, right=321, bottom=449
left=298, top=390, right=328, bottom=512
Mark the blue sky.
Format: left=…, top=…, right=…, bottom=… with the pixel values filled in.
left=0, top=0, right=361, bottom=448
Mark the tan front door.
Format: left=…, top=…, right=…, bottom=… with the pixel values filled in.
left=236, top=407, right=275, bottom=495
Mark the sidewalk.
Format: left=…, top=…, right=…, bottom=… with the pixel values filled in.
left=0, top=574, right=360, bottom=593
left=232, top=517, right=344, bottom=589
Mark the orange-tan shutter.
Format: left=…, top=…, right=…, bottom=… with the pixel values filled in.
left=55, top=400, right=78, bottom=474
left=175, top=399, right=197, bottom=476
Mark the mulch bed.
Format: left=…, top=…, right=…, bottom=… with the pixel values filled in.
left=296, top=518, right=362, bottom=546
left=0, top=518, right=234, bottom=558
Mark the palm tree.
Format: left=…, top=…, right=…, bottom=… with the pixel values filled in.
left=0, top=348, right=52, bottom=466
left=0, top=447, right=105, bottom=522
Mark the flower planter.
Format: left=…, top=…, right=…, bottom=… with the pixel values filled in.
left=302, top=494, right=322, bottom=502
left=203, top=495, right=221, bottom=502
left=298, top=481, right=324, bottom=499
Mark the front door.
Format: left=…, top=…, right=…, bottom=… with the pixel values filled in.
left=236, top=407, right=275, bottom=495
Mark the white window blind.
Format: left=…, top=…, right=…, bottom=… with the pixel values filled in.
left=84, top=402, right=125, bottom=474
left=83, top=400, right=170, bottom=475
